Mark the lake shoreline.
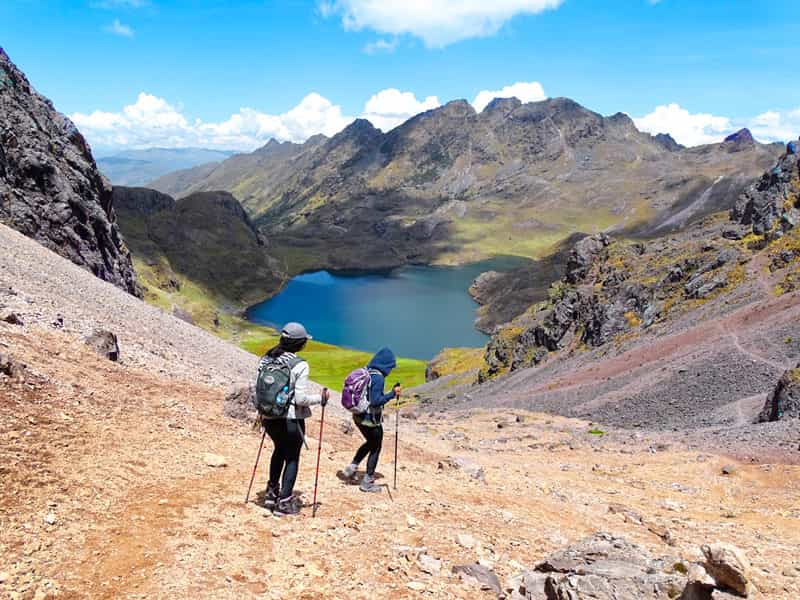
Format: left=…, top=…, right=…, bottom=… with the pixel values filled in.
left=244, top=257, right=532, bottom=360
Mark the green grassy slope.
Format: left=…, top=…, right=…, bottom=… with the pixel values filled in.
left=240, top=327, right=426, bottom=391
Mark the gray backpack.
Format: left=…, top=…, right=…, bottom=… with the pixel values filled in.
left=255, top=355, right=303, bottom=418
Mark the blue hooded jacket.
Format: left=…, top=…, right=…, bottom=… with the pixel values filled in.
left=360, top=347, right=397, bottom=425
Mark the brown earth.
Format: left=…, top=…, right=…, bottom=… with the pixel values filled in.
left=3, top=327, right=800, bottom=598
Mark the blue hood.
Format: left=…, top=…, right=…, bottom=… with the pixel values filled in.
left=368, top=347, right=397, bottom=375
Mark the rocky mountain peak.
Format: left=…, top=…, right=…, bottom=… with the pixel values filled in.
left=540, top=96, right=593, bottom=117
left=509, top=97, right=602, bottom=132
left=605, top=112, right=644, bottom=137
left=436, top=99, right=477, bottom=118
left=654, top=132, right=684, bottom=151
left=329, top=118, right=382, bottom=147
left=482, top=97, right=523, bottom=115
left=304, top=133, right=328, bottom=146
left=724, top=128, right=755, bottom=145
left=723, top=128, right=756, bottom=152
left=254, top=138, right=283, bottom=154
left=0, top=47, right=140, bottom=296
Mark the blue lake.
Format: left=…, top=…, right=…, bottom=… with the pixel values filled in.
left=246, top=257, right=528, bottom=360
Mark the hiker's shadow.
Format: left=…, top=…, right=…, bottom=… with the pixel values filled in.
left=253, top=488, right=308, bottom=507
left=335, top=470, right=386, bottom=485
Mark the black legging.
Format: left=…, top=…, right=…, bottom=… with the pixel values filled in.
left=353, top=421, right=383, bottom=476
left=264, top=419, right=305, bottom=499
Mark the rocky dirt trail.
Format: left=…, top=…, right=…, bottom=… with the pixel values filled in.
left=3, top=324, right=800, bottom=598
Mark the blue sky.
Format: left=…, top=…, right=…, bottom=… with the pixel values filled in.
left=2, top=0, right=798, bottom=152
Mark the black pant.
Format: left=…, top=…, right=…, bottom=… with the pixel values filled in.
left=264, top=419, right=305, bottom=499
left=353, top=421, right=383, bottom=476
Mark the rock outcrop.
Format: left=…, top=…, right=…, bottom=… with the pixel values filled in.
left=758, top=362, right=800, bottom=422
left=0, top=48, right=140, bottom=296
left=732, top=143, right=800, bottom=237
left=565, top=233, right=610, bottom=283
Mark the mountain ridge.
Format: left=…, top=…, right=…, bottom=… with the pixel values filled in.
left=150, top=95, right=781, bottom=275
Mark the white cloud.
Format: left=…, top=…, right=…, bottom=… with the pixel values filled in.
left=321, top=0, right=564, bottom=47
left=105, top=18, right=134, bottom=38
left=72, top=87, right=449, bottom=152
left=472, top=81, right=547, bottom=112
left=71, top=92, right=353, bottom=151
left=363, top=38, right=398, bottom=54
left=749, top=108, right=800, bottom=143
left=634, top=103, right=800, bottom=146
left=633, top=103, right=733, bottom=147
left=362, top=88, right=440, bottom=130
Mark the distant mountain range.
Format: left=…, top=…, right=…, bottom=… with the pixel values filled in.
left=97, top=148, right=237, bottom=186
left=149, top=97, right=782, bottom=273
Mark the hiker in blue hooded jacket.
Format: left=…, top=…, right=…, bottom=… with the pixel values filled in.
left=342, top=347, right=401, bottom=492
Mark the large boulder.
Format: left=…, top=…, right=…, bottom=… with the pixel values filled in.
left=0, top=352, right=26, bottom=381
left=511, top=533, right=685, bottom=600
left=0, top=49, right=140, bottom=296
left=84, top=330, right=120, bottom=362
left=223, top=384, right=258, bottom=422
left=701, top=543, right=752, bottom=597
left=758, top=363, right=800, bottom=422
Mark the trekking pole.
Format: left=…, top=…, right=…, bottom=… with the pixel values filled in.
left=312, top=388, right=327, bottom=518
left=245, top=427, right=267, bottom=505
left=393, top=385, right=400, bottom=490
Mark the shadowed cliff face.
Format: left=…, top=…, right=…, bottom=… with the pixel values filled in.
left=113, top=187, right=284, bottom=316
left=0, top=48, right=140, bottom=297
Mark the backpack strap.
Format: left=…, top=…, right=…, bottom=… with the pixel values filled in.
left=285, top=355, right=306, bottom=403
left=365, top=368, right=382, bottom=411
left=285, top=355, right=306, bottom=369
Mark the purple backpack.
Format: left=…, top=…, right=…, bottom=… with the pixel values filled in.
left=341, top=367, right=373, bottom=414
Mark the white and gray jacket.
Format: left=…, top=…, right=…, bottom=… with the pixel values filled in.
left=258, top=352, right=322, bottom=420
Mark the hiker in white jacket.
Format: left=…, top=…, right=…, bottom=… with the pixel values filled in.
left=259, top=322, right=329, bottom=516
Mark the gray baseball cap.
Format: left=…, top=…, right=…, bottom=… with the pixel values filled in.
left=281, top=322, right=312, bottom=340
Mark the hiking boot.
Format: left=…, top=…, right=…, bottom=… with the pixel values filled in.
left=273, top=495, right=301, bottom=517
left=342, top=463, right=358, bottom=479
left=264, top=481, right=280, bottom=508
left=359, top=474, right=382, bottom=493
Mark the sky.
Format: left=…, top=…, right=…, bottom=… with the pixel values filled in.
left=1, top=0, right=798, bottom=154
